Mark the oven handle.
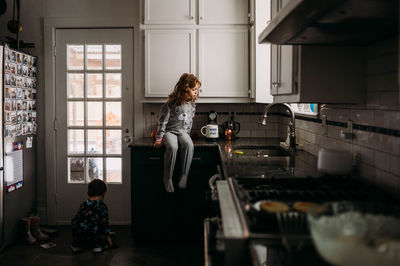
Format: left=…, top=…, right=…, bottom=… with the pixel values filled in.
left=204, top=218, right=212, bottom=266
left=208, top=165, right=223, bottom=193
left=208, top=173, right=221, bottom=193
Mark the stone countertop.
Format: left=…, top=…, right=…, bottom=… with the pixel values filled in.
left=130, top=137, right=320, bottom=179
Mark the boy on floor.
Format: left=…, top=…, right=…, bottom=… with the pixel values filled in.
left=71, top=179, right=114, bottom=253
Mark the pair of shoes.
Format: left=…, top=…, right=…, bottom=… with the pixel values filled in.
left=70, top=244, right=83, bottom=253
left=20, top=216, right=50, bottom=244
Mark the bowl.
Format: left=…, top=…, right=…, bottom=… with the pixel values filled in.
left=307, top=201, right=400, bottom=266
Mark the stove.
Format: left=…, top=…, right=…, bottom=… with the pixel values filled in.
left=206, top=175, right=396, bottom=266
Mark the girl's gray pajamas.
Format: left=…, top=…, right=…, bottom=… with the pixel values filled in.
left=156, top=102, right=196, bottom=192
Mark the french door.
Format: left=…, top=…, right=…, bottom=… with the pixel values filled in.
left=55, top=28, right=133, bottom=224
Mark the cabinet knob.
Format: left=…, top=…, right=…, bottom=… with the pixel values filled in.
left=190, top=16, right=194, bottom=20
left=272, top=82, right=280, bottom=88
left=200, top=16, right=203, bottom=20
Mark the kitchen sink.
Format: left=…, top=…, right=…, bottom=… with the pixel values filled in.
left=232, top=145, right=291, bottom=157
left=225, top=145, right=295, bottom=177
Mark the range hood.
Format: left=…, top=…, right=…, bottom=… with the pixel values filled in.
left=259, top=0, right=398, bottom=45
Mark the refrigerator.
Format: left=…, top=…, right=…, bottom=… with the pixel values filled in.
left=1, top=44, right=37, bottom=248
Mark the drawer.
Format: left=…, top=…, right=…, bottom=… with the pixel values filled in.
left=132, top=146, right=219, bottom=166
left=192, top=148, right=220, bottom=167
left=132, top=147, right=164, bottom=166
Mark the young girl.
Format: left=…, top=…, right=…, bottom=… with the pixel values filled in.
left=154, top=73, right=201, bottom=193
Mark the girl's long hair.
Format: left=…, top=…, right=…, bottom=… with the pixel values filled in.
left=168, top=73, right=201, bottom=106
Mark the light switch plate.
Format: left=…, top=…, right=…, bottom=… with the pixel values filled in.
left=322, top=115, right=327, bottom=136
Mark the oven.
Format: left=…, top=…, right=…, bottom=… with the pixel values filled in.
left=205, top=173, right=396, bottom=266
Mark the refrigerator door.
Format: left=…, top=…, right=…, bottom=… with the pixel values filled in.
left=0, top=45, right=3, bottom=247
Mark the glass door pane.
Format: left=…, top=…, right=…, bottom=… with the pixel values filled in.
left=66, top=43, right=123, bottom=184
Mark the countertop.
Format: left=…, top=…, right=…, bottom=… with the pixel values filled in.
left=130, top=137, right=320, bottom=179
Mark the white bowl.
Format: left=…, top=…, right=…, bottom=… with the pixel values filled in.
left=307, top=202, right=400, bottom=266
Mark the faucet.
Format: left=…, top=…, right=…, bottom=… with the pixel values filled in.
left=259, top=103, right=296, bottom=154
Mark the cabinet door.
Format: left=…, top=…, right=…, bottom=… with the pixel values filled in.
left=251, top=0, right=272, bottom=103
left=145, top=29, right=195, bottom=97
left=199, top=0, right=249, bottom=25
left=199, top=28, right=249, bottom=97
left=144, top=0, right=195, bottom=25
left=270, top=0, right=295, bottom=96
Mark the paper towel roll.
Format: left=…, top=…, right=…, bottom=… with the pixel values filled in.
left=317, top=149, right=353, bottom=175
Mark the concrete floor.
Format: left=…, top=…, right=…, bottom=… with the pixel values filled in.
left=0, top=226, right=204, bottom=266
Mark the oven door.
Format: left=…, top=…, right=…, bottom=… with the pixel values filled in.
left=204, top=217, right=221, bottom=266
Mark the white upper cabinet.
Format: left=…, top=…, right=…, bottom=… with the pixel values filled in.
left=269, top=0, right=365, bottom=103
left=272, top=45, right=365, bottom=103
left=198, top=28, right=249, bottom=97
left=143, top=0, right=251, bottom=101
left=250, top=0, right=272, bottom=103
left=199, top=0, right=249, bottom=25
left=144, top=0, right=195, bottom=25
left=144, top=29, right=195, bottom=97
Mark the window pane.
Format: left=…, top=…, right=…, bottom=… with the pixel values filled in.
left=68, top=129, right=84, bottom=154
left=105, top=45, right=121, bottom=70
left=105, top=73, right=121, bottom=98
left=86, top=45, right=102, bottom=70
left=87, top=129, right=103, bottom=154
left=68, top=73, right=84, bottom=98
left=87, top=102, right=103, bottom=126
left=106, top=157, right=121, bottom=183
left=106, top=130, right=121, bottom=154
left=290, top=103, right=318, bottom=115
left=86, top=73, right=103, bottom=98
left=68, top=102, right=84, bottom=126
left=68, top=157, right=85, bottom=183
left=106, top=102, right=121, bottom=126
left=67, top=45, right=84, bottom=70
left=87, top=157, right=103, bottom=182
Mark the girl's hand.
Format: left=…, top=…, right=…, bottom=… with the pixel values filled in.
left=153, top=138, right=163, bottom=148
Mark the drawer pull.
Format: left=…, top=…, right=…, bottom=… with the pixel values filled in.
left=148, top=157, right=161, bottom=160
left=192, top=157, right=201, bottom=160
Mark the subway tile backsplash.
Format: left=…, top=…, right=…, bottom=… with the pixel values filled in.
left=143, top=103, right=279, bottom=139
left=143, top=37, right=399, bottom=197
left=282, top=36, right=400, bottom=197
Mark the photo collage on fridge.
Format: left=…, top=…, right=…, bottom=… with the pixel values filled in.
left=3, top=44, right=37, bottom=138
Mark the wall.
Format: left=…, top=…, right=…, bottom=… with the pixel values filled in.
left=143, top=103, right=279, bottom=139
left=0, top=0, right=142, bottom=243
left=279, top=37, right=400, bottom=197
left=0, top=0, right=44, bottom=248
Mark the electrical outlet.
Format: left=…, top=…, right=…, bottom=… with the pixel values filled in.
left=322, top=115, right=328, bottom=136
left=347, top=120, right=353, bottom=134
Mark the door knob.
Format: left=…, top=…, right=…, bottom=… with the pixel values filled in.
left=124, top=136, right=131, bottom=143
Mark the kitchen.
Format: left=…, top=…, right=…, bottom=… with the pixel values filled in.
left=0, top=0, right=399, bottom=265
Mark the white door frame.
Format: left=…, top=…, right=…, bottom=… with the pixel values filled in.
left=44, top=17, right=139, bottom=225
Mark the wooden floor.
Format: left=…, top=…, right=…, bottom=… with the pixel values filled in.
left=0, top=226, right=204, bottom=266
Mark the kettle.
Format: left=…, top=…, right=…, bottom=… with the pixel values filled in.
left=221, top=115, right=240, bottom=140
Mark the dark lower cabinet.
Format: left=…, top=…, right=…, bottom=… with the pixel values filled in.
left=131, top=146, right=220, bottom=241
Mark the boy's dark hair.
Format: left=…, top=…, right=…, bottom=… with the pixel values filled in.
left=87, top=179, right=107, bottom=197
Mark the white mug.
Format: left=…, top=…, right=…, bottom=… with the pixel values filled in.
left=201, top=124, right=219, bottom=139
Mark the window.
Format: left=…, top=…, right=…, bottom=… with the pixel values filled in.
left=66, top=44, right=123, bottom=184
left=290, top=103, right=318, bottom=116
